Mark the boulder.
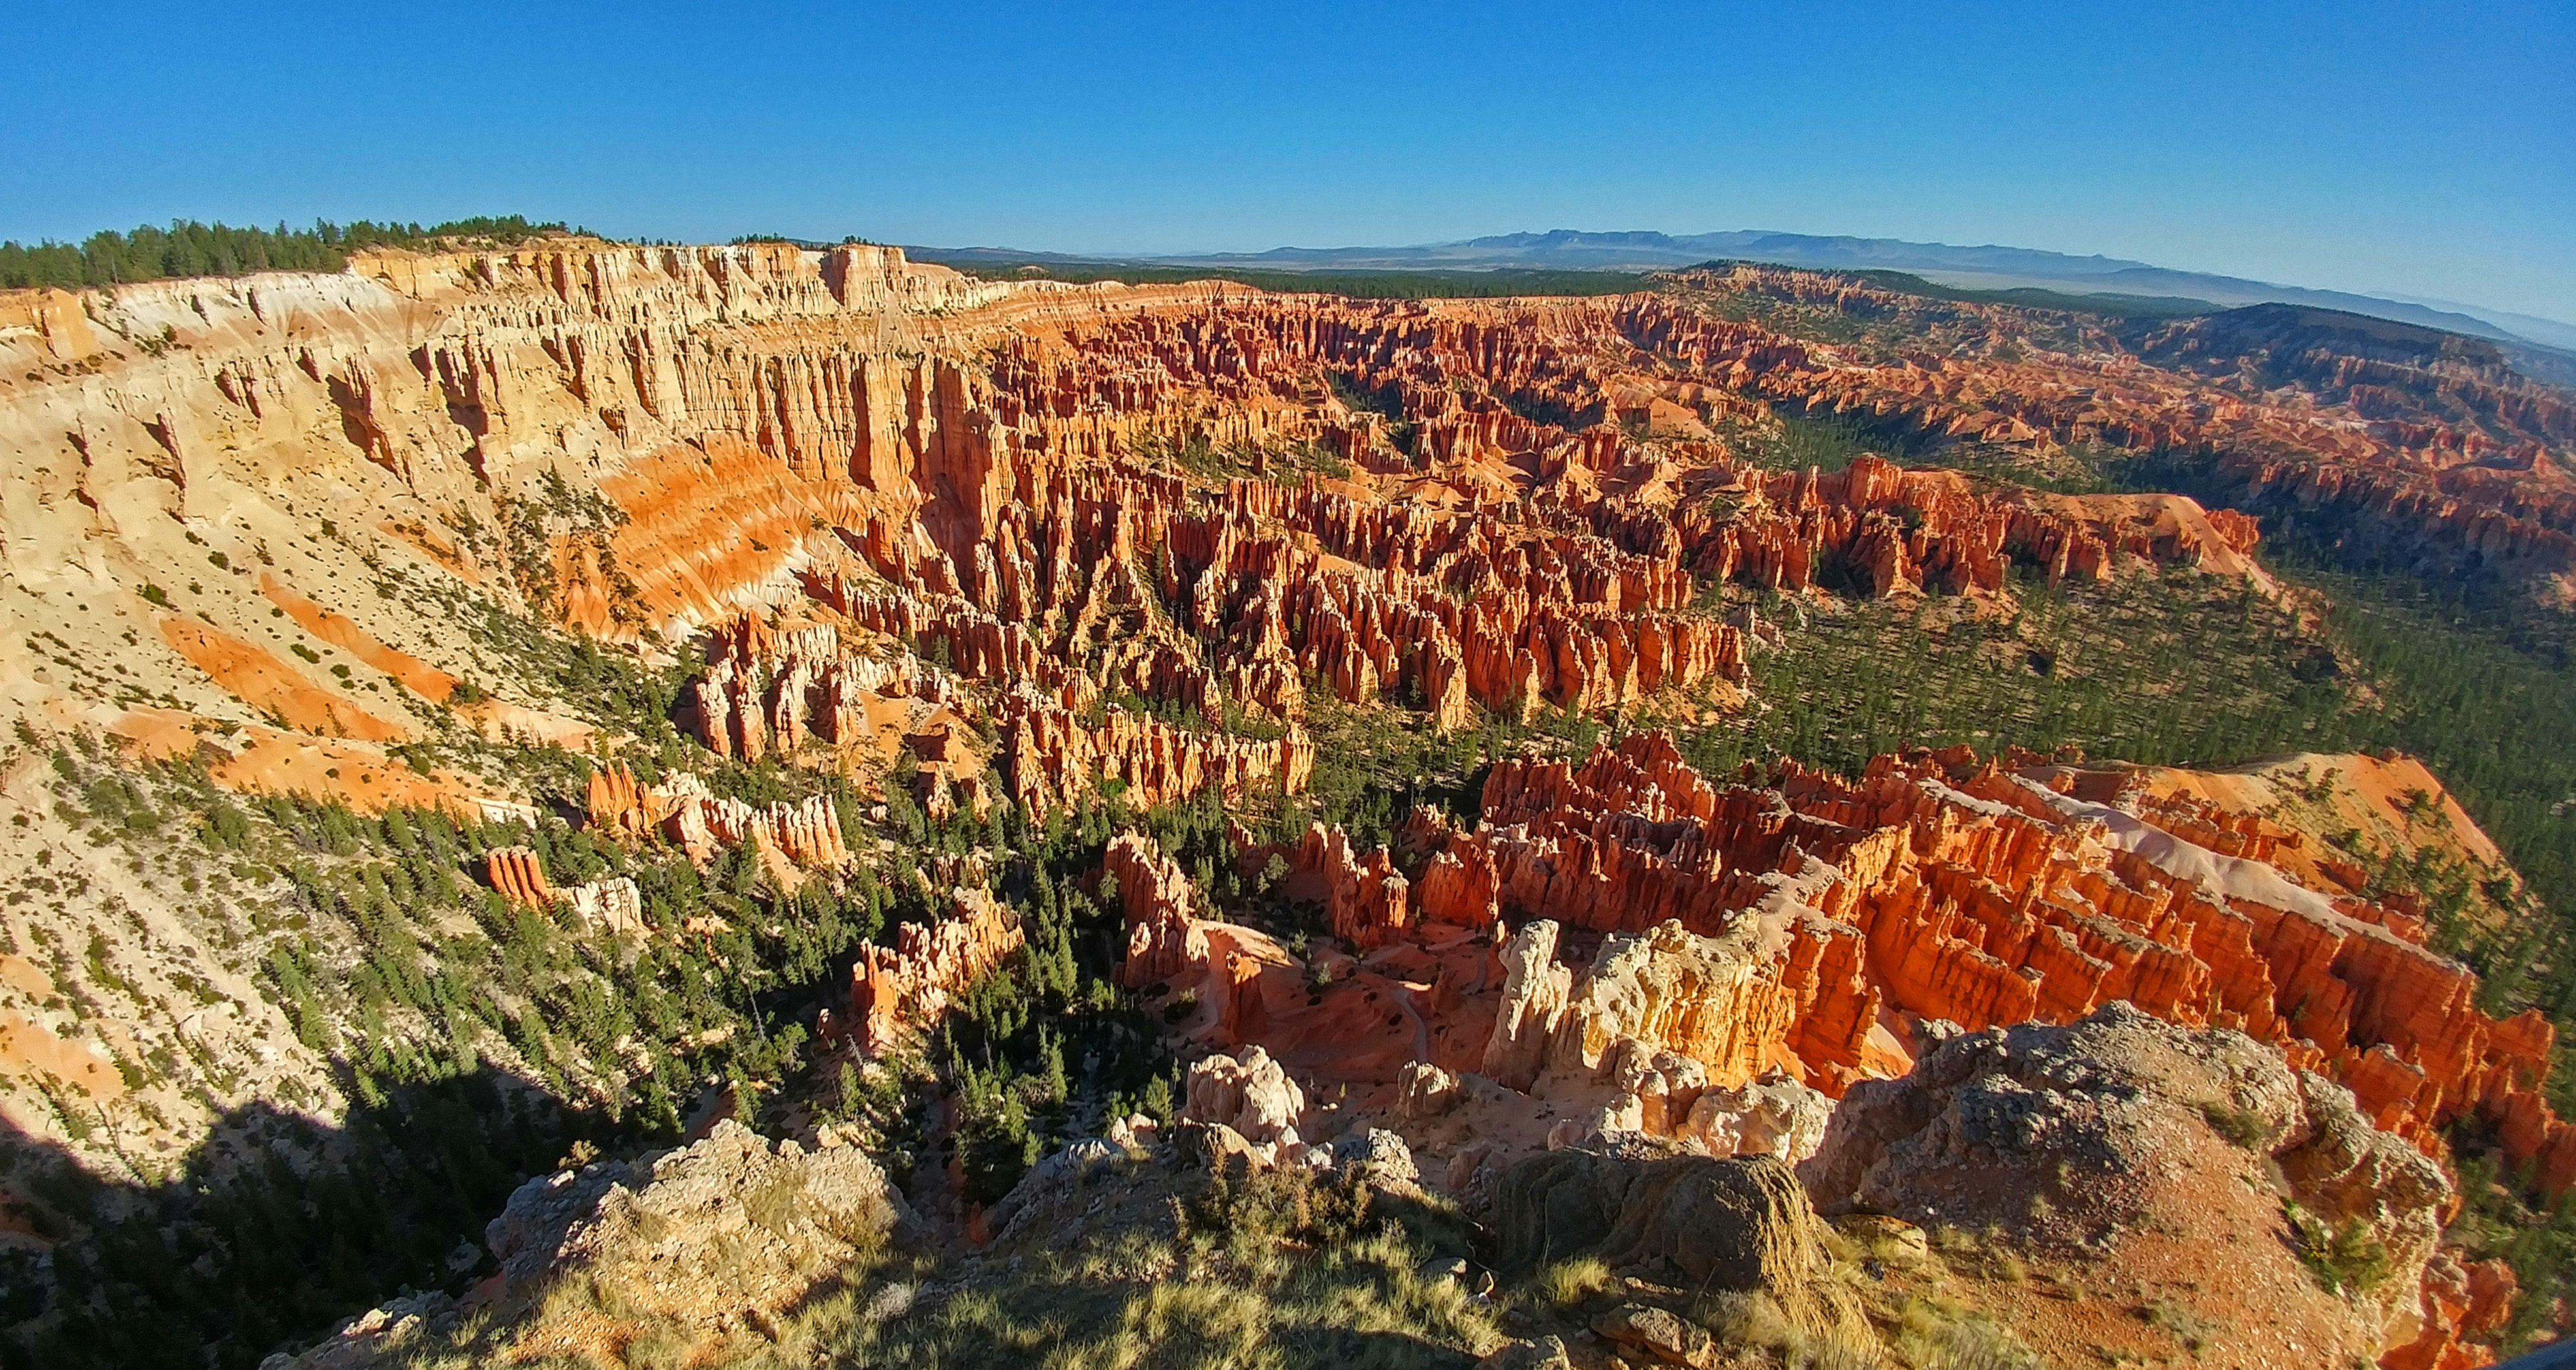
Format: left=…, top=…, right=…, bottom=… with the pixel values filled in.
left=483, top=1120, right=916, bottom=1323
left=2276, top=1070, right=2451, bottom=1279
left=1800, top=1002, right=2447, bottom=1262
left=1592, top=1304, right=1713, bottom=1367
left=1492, top=1148, right=1864, bottom=1345
left=1397, top=1060, right=1463, bottom=1121
left=1180, top=1120, right=1268, bottom=1173
left=1182, top=1046, right=1307, bottom=1144
left=1492, top=1150, right=1810, bottom=1286
left=1330, top=1127, right=1420, bottom=1187
left=1417, top=1254, right=1470, bottom=1285
left=1683, top=1069, right=1834, bottom=1164
left=986, top=1137, right=1128, bottom=1239
left=1475, top=1336, right=1573, bottom=1370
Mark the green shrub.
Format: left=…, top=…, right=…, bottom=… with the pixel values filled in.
left=2287, top=1203, right=2392, bottom=1295
left=2199, top=1101, right=2272, bottom=1151
left=1191, top=1160, right=1375, bottom=1252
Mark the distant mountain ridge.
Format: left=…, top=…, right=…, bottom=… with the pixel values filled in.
left=905, top=228, right=2576, bottom=357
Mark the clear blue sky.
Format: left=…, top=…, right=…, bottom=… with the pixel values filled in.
left=5, top=1, right=2569, bottom=322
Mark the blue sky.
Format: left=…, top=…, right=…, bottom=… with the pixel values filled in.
left=5, top=1, right=2570, bottom=322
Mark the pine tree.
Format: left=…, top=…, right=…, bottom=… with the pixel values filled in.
left=1040, top=1028, right=1068, bottom=1106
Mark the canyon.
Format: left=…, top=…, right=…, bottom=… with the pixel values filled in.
left=1, top=236, right=2569, bottom=1369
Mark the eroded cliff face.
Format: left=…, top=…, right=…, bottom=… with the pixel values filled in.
left=0, top=243, right=1052, bottom=1216
left=4, top=244, right=2306, bottom=757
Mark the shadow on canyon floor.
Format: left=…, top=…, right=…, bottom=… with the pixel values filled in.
left=0, top=1061, right=619, bottom=1370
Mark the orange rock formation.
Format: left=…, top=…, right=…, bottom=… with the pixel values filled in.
left=583, top=761, right=851, bottom=870
left=483, top=846, right=646, bottom=935
left=485, top=847, right=558, bottom=908
left=1107, top=731, right=2565, bottom=1370
left=847, top=887, right=1025, bottom=1051
left=1136, top=732, right=2571, bottom=1207
left=1106, top=832, right=1208, bottom=991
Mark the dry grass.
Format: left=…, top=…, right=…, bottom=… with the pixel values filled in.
left=366, top=1157, right=2067, bottom=1370
left=1529, top=1255, right=1615, bottom=1313
left=1688, top=1289, right=1886, bottom=1370
left=1877, top=1294, right=2044, bottom=1370
left=2197, top=1100, right=2274, bottom=1151
left=382, top=1170, right=1500, bottom=1370
left=809, top=1219, right=1498, bottom=1369
left=1926, top=1224, right=2027, bottom=1284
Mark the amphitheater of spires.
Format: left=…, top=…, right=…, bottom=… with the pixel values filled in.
left=361, top=240, right=2553, bottom=1209
left=8, top=236, right=2573, bottom=1365
left=347, top=244, right=2543, bottom=1224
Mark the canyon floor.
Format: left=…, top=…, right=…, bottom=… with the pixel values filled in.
left=0, top=236, right=2571, bottom=1370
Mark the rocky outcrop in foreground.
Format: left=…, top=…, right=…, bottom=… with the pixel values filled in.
left=1805, top=1004, right=2447, bottom=1264
left=1493, top=1148, right=1862, bottom=1339
left=274, top=1121, right=917, bottom=1369
left=1801, top=1002, right=2500, bottom=1369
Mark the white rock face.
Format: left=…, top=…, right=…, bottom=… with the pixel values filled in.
left=565, top=875, right=646, bottom=935
left=1182, top=1045, right=1307, bottom=1144
left=483, top=1119, right=919, bottom=1304
left=1330, top=1127, right=1420, bottom=1187
left=1482, top=920, right=1572, bottom=1091
left=1801, top=1001, right=2452, bottom=1318
left=1684, top=1069, right=1834, bottom=1164
left=1396, top=1060, right=1462, bottom=1121
left=986, top=1137, right=1129, bottom=1239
